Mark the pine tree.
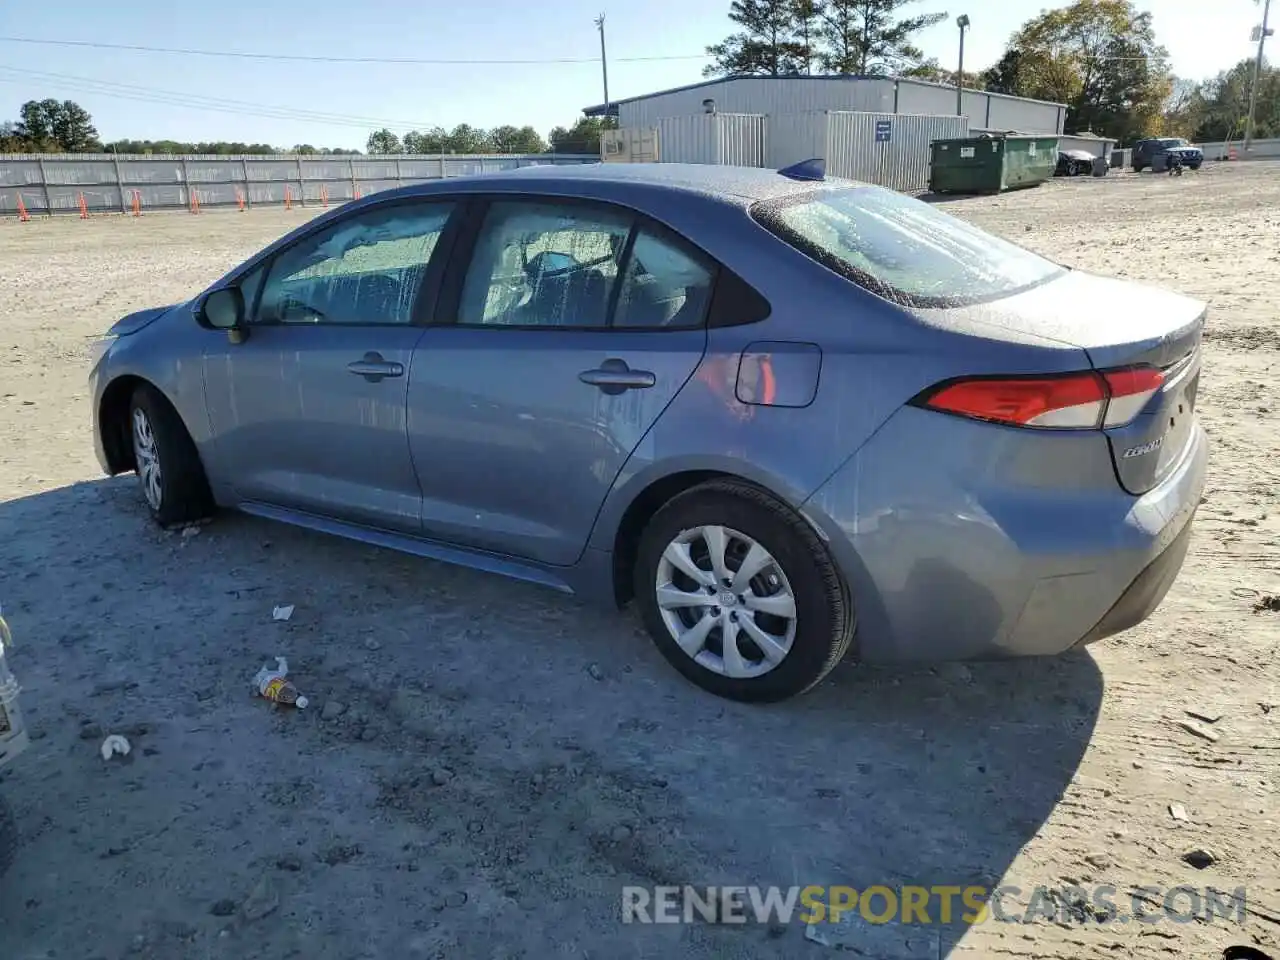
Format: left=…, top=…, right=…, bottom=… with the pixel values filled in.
left=704, top=0, right=810, bottom=77
left=814, top=0, right=947, bottom=75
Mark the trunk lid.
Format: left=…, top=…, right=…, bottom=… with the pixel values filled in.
left=924, top=269, right=1205, bottom=495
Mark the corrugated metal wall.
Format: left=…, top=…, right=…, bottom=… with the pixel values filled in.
left=0, top=152, right=598, bottom=216
left=656, top=114, right=766, bottom=165
left=619, top=77, right=895, bottom=129
left=893, top=79, right=1063, bottom=135
left=829, top=113, right=968, bottom=191
left=764, top=112, right=832, bottom=171
left=986, top=94, right=1065, bottom=134
left=614, top=77, right=1062, bottom=137
left=764, top=112, right=968, bottom=193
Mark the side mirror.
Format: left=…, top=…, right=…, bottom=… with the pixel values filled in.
left=197, top=287, right=247, bottom=343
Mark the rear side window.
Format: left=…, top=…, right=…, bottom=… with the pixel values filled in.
left=752, top=186, right=1065, bottom=308
left=614, top=229, right=714, bottom=329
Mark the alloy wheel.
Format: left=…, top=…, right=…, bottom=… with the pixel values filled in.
left=131, top=407, right=163, bottom=510
left=654, top=525, right=798, bottom=679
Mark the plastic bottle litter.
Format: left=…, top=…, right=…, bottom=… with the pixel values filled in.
left=100, top=734, right=131, bottom=761
left=253, top=657, right=309, bottom=709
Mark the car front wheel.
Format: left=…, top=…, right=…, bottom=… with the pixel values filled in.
left=634, top=480, right=855, bottom=702
left=128, top=384, right=214, bottom=527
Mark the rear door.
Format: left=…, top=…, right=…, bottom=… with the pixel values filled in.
left=407, top=197, right=713, bottom=565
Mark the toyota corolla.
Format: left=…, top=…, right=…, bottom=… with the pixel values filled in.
left=88, top=161, right=1208, bottom=702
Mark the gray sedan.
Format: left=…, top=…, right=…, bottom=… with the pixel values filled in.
left=89, top=162, right=1208, bottom=702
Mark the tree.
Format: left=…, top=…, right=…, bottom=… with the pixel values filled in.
left=489, top=124, right=547, bottom=153
left=1185, top=58, right=1280, bottom=142
left=814, top=0, right=947, bottom=75
left=792, top=0, right=821, bottom=75
left=981, top=49, right=1025, bottom=95
left=403, top=127, right=447, bottom=153
left=444, top=123, right=489, bottom=153
left=15, top=99, right=62, bottom=148
left=0, top=121, right=25, bottom=152
left=49, top=100, right=99, bottom=151
left=704, top=0, right=809, bottom=77
left=366, top=128, right=403, bottom=154
left=548, top=116, right=615, bottom=155
left=1001, top=0, right=1172, bottom=141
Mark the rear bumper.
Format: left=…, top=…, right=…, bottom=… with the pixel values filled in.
left=803, top=411, right=1208, bottom=662
left=1074, top=513, right=1195, bottom=647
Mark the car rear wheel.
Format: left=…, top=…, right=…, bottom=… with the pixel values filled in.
left=634, top=480, right=855, bottom=702
left=129, top=384, right=214, bottom=528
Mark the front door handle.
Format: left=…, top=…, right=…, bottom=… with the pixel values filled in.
left=347, top=351, right=404, bottom=382
left=578, top=358, right=656, bottom=395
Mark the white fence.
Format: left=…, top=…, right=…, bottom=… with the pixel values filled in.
left=1195, top=138, right=1280, bottom=161
left=766, top=112, right=970, bottom=193
left=654, top=114, right=767, bottom=166
left=0, top=152, right=598, bottom=216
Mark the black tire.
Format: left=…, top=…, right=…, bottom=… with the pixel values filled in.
left=128, top=383, right=214, bottom=528
left=1189, top=162, right=1202, bottom=171
left=633, top=479, right=855, bottom=703
left=0, top=793, right=16, bottom=879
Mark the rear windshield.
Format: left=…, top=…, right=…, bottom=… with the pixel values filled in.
left=751, top=186, right=1066, bottom=308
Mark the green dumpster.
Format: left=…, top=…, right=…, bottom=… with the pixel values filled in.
left=928, top=134, right=1060, bottom=195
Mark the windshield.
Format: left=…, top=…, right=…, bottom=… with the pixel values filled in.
left=752, top=186, right=1065, bottom=307
left=1159, top=138, right=1190, bottom=148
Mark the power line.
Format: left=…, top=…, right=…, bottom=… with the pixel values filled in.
left=0, top=35, right=711, bottom=65
left=0, top=66, right=447, bottom=130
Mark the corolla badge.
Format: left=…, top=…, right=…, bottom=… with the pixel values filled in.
left=1122, top=437, right=1164, bottom=459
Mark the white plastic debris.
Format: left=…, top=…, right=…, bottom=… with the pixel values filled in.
left=271, top=605, right=294, bottom=622
left=100, top=734, right=131, bottom=760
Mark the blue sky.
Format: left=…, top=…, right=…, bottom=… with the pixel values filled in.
left=0, top=0, right=1265, bottom=149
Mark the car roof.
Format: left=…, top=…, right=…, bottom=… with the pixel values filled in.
left=390, top=162, right=862, bottom=205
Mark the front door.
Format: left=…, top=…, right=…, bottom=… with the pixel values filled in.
left=407, top=198, right=713, bottom=565
left=203, top=200, right=457, bottom=533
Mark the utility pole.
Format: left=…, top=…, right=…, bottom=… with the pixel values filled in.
left=1245, top=0, right=1274, bottom=153
left=595, top=14, right=611, bottom=121
left=956, top=15, right=971, bottom=118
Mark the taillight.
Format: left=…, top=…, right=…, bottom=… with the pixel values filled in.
left=917, top=367, right=1164, bottom=430
left=1100, top=367, right=1164, bottom=427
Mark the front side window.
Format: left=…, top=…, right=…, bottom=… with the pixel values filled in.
left=256, top=202, right=454, bottom=325
left=752, top=186, right=1065, bottom=308
left=458, top=201, right=632, bottom=328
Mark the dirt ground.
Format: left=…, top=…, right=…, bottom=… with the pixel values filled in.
left=0, top=163, right=1276, bottom=960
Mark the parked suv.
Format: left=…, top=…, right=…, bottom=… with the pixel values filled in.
left=1132, top=137, right=1203, bottom=172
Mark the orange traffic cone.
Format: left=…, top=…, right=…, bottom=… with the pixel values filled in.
left=284, top=185, right=293, bottom=210
left=320, top=184, right=329, bottom=208
left=78, top=192, right=89, bottom=219
left=1227, top=145, right=1238, bottom=161
left=15, top=194, right=30, bottom=222
left=353, top=185, right=361, bottom=200
left=131, top=190, right=142, bottom=217
left=236, top=189, right=246, bottom=212
left=189, top=190, right=201, bottom=214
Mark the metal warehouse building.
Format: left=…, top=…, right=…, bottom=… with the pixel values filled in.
left=584, top=75, right=1066, bottom=137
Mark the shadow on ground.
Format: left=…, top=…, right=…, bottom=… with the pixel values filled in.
left=0, top=480, right=1103, bottom=960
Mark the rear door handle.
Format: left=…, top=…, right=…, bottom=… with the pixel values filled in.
left=347, top=351, right=404, bottom=382
left=579, top=359, right=656, bottom=395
